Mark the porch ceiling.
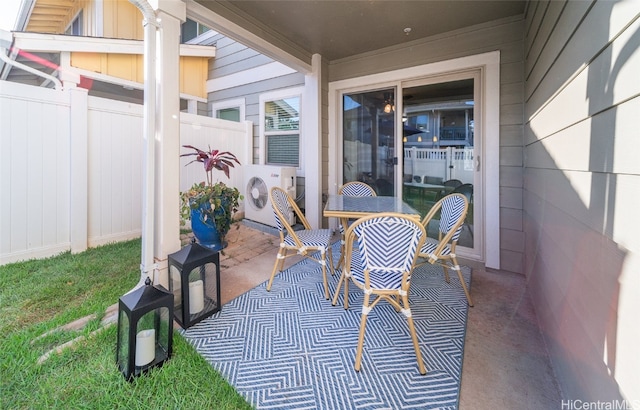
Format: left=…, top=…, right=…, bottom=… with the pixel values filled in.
left=195, top=0, right=526, bottom=62
left=26, top=0, right=74, bottom=34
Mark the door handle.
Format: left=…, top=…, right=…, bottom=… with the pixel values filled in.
left=476, top=155, right=480, bottom=171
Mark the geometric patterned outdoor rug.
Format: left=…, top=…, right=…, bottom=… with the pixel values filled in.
left=182, top=242, right=471, bottom=410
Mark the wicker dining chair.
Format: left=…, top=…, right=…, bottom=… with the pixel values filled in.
left=267, top=186, right=336, bottom=299
left=335, top=181, right=377, bottom=270
left=340, top=212, right=427, bottom=374
left=417, top=192, right=473, bottom=306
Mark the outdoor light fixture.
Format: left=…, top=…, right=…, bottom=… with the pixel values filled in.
left=168, top=242, right=221, bottom=329
left=116, top=278, right=174, bottom=380
left=382, top=92, right=394, bottom=113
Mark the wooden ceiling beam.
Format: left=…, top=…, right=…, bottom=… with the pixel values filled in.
left=28, top=15, right=66, bottom=23
left=31, top=7, right=73, bottom=16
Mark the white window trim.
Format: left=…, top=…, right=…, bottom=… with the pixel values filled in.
left=259, top=87, right=304, bottom=174
left=185, top=28, right=218, bottom=45
left=210, top=98, right=246, bottom=121
left=94, top=0, right=103, bottom=37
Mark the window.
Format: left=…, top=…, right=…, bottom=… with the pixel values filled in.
left=217, top=108, right=240, bottom=122
left=260, top=89, right=301, bottom=167
left=181, top=18, right=212, bottom=43
left=66, top=11, right=83, bottom=36
left=211, top=99, right=245, bottom=122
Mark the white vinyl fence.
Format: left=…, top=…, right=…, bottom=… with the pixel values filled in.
left=1, top=81, right=251, bottom=265
left=342, top=140, right=474, bottom=185
left=403, top=147, right=474, bottom=184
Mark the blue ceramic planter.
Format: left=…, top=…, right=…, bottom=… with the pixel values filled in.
left=190, top=206, right=227, bottom=251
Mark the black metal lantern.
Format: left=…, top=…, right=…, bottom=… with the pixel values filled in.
left=116, top=278, right=174, bottom=380
left=168, top=242, right=221, bottom=329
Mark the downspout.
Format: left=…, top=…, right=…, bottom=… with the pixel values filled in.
left=0, top=29, right=63, bottom=90
left=128, top=0, right=160, bottom=290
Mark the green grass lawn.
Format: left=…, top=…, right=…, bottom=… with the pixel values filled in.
left=0, top=239, right=251, bottom=409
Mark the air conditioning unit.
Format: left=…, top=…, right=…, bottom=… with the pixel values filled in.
left=244, top=165, right=296, bottom=227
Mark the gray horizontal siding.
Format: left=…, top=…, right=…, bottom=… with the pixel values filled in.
left=524, top=0, right=640, bottom=403
left=330, top=16, right=525, bottom=82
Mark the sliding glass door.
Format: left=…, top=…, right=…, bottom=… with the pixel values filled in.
left=340, top=73, right=480, bottom=252
left=342, top=88, right=397, bottom=196
left=332, top=53, right=501, bottom=265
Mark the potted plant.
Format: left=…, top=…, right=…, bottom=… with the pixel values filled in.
left=180, top=145, right=243, bottom=251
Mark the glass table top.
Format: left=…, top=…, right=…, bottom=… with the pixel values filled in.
left=323, top=195, right=420, bottom=219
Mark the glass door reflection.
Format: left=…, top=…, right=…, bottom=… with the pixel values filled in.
left=342, top=88, right=396, bottom=196
left=402, top=78, right=476, bottom=249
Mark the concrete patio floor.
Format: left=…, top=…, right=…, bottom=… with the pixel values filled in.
left=188, top=221, right=562, bottom=409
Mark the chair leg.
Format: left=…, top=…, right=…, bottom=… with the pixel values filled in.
left=401, top=293, right=426, bottom=375
left=320, top=250, right=329, bottom=300
left=393, top=294, right=402, bottom=312
left=335, top=219, right=348, bottom=270
left=451, top=256, right=473, bottom=307
left=335, top=240, right=345, bottom=270
left=343, top=274, right=351, bottom=309
left=327, top=247, right=335, bottom=276
left=354, top=293, right=371, bottom=372
left=331, top=271, right=346, bottom=306
left=441, top=264, right=451, bottom=283
left=335, top=243, right=352, bottom=308
left=329, top=270, right=350, bottom=308
left=266, top=247, right=286, bottom=291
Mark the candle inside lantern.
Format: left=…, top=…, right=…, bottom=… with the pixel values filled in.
left=135, top=329, right=155, bottom=367
left=189, top=280, right=205, bottom=314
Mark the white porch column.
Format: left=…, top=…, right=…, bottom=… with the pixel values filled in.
left=151, top=0, right=185, bottom=288
left=303, top=54, right=322, bottom=228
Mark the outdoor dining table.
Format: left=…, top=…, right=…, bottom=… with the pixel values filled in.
left=323, top=194, right=421, bottom=222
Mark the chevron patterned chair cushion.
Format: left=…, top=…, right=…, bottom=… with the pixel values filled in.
left=350, top=217, right=422, bottom=290
left=335, top=181, right=377, bottom=270
left=437, top=194, right=466, bottom=242
left=418, top=193, right=473, bottom=306
left=337, top=181, right=377, bottom=234
left=420, top=237, right=452, bottom=256
left=283, top=229, right=333, bottom=248
left=340, top=181, right=377, bottom=197
left=418, top=193, right=466, bottom=256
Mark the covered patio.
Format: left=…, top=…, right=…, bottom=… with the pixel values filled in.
left=1, top=0, right=637, bottom=405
